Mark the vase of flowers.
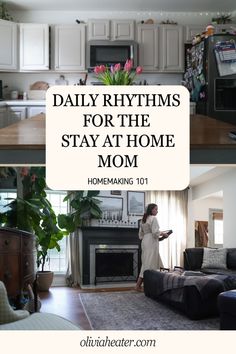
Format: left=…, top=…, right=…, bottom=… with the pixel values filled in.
left=93, top=59, right=143, bottom=85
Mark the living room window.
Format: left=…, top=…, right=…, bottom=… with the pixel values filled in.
left=0, top=190, right=16, bottom=212
left=44, top=190, right=68, bottom=273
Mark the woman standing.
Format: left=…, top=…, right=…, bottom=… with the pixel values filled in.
left=135, top=203, right=169, bottom=291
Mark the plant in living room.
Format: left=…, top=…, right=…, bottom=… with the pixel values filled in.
left=0, top=167, right=69, bottom=291
left=93, top=59, right=143, bottom=85
left=58, top=190, right=102, bottom=230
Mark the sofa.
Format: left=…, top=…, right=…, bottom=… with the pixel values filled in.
left=144, top=248, right=236, bottom=320
left=184, top=248, right=236, bottom=276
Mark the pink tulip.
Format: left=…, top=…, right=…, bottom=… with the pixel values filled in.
left=110, top=65, right=114, bottom=73
left=124, top=59, right=133, bottom=72
left=114, top=63, right=121, bottom=72
left=136, top=66, right=143, bottom=74
left=31, top=174, right=36, bottom=182
left=94, top=65, right=106, bottom=74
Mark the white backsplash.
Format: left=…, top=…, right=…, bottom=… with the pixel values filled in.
left=0, top=72, right=182, bottom=99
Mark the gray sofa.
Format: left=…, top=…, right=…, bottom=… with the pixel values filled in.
left=144, top=248, right=236, bottom=320
left=184, top=248, right=236, bottom=276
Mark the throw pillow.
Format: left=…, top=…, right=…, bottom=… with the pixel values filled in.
left=201, top=248, right=227, bottom=270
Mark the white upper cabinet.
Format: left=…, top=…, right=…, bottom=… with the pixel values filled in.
left=185, top=25, right=205, bottom=42
left=112, top=20, right=135, bottom=40
left=0, top=20, right=17, bottom=70
left=20, top=24, right=49, bottom=70
left=88, top=19, right=134, bottom=41
left=88, top=20, right=110, bottom=40
left=137, top=25, right=160, bottom=71
left=161, top=25, right=184, bottom=72
left=138, top=24, right=184, bottom=72
left=53, top=24, right=86, bottom=71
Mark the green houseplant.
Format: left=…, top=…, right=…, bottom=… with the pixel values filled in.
left=0, top=167, right=68, bottom=291
left=0, top=168, right=102, bottom=291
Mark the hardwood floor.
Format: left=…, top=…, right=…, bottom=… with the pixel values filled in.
left=39, top=286, right=134, bottom=329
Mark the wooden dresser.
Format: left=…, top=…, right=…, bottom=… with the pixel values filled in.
left=0, top=227, right=36, bottom=305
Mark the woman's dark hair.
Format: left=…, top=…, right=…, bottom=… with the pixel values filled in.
left=142, top=203, right=157, bottom=223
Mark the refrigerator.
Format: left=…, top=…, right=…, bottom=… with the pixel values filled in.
left=183, top=34, right=236, bottom=124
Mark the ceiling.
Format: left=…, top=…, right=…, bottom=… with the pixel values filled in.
left=6, top=0, right=236, bottom=12
left=189, top=166, right=235, bottom=189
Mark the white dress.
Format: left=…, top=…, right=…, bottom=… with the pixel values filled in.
left=139, top=215, right=160, bottom=277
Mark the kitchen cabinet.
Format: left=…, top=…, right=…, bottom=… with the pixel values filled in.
left=137, top=24, right=184, bottom=72
left=27, top=106, right=46, bottom=117
left=7, top=106, right=26, bottom=125
left=53, top=24, right=86, bottom=71
left=215, top=24, right=236, bottom=34
left=185, top=25, right=205, bottom=42
left=20, top=24, right=49, bottom=71
left=0, top=107, right=7, bottom=128
left=137, top=25, right=160, bottom=71
left=161, top=25, right=184, bottom=72
left=88, top=19, right=134, bottom=40
left=0, top=20, right=17, bottom=71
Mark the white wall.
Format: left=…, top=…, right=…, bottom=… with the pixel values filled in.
left=188, top=168, right=236, bottom=248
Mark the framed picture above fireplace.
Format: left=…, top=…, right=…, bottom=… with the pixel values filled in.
left=127, top=191, right=145, bottom=215
left=97, top=196, right=123, bottom=220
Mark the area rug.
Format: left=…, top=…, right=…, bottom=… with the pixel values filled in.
left=79, top=291, right=220, bottom=330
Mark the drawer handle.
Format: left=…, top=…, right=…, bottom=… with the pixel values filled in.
left=4, top=240, right=10, bottom=245
left=25, top=261, right=29, bottom=267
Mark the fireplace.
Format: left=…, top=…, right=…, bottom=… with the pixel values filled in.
left=81, top=226, right=141, bottom=285
left=90, top=244, right=139, bottom=284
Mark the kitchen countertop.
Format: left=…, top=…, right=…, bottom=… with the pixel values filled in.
left=190, top=114, right=236, bottom=163
left=0, top=100, right=46, bottom=107
left=0, top=113, right=45, bottom=164
left=0, top=113, right=235, bottom=164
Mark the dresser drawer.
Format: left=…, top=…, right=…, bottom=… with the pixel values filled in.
left=22, top=253, right=36, bottom=278
left=0, top=254, right=21, bottom=296
left=22, top=235, right=36, bottom=253
left=0, top=233, right=21, bottom=252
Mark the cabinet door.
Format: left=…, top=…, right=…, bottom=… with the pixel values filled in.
left=112, top=20, right=134, bottom=40
left=0, top=108, right=7, bottom=128
left=215, top=24, right=235, bottom=34
left=137, top=25, right=159, bottom=71
left=161, top=26, right=184, bottom=72
left=88, top=20, right=110, bottom=40
left=8, top=107, right=27, bottom=125
left=0, top=19, right=17, bottom=70
left=27, top=106, right=46, bottom=118
left=185, top=25, right=205, bottom=42
left=20, top=24, right=49, bottom=70
left=54, top=25, right=85, bottom=71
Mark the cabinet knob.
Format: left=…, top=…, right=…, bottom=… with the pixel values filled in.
left=25, top=261, right=29, bottom=267
left=24, top=241, right=28, bottom=246
left=4, top=239, right=10, bottom=246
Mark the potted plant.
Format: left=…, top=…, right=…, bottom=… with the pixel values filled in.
left=0, top=168, right=103, bottom=291
left=0, top=167, right=69, bottom=291
left=58, top=190, right=102, bottom=230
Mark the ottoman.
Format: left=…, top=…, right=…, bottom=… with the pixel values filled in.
left=218, top=290, right=236, bottom=330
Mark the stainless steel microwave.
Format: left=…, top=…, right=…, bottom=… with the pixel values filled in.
left=86, top=40, right=138, bottom=69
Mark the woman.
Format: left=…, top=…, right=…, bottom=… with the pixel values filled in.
left=135, top=203, right=169, bottom=291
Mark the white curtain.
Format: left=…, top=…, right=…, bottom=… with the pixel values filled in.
left=145, top=190, right=188, bottom=269
left=66, top=228, right=81, bottom=287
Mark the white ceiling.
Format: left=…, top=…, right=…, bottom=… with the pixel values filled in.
left=189, top=166, right=235, bottom=188
left=6, top=0, right=236, bottom=12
